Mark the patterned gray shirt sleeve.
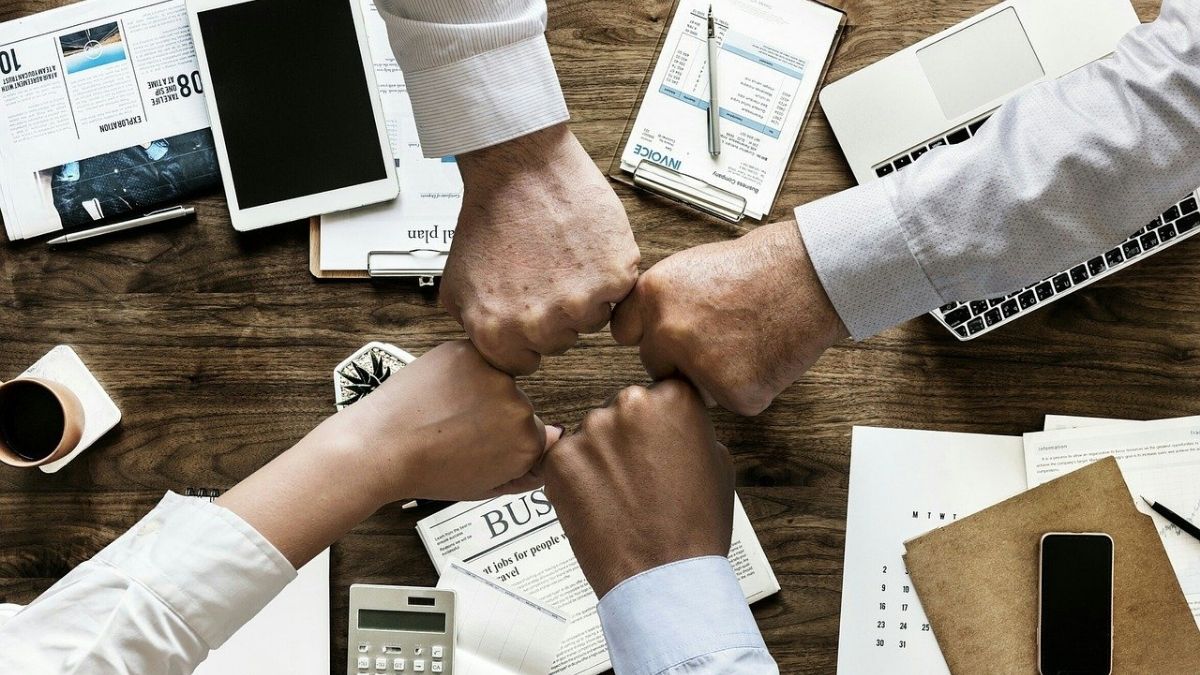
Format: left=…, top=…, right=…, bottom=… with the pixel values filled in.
left=375, top=0, right=569, bottom=158
left=797, top=0, right=1200, bottom=339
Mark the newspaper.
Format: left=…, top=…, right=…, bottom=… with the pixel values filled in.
left=0, top=0, right=216, bottom=240
left=417, top=489, right=780, bottom=675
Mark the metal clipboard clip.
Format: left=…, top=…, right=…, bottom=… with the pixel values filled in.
left=367, top=248, right=448, bottom=287
left=631, top=160, right=747, bottom=223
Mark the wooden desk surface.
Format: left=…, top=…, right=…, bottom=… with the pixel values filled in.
left=0, top=0, right=1178, bottom=672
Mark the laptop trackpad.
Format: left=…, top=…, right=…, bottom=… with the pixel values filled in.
left=917, top=7, right=1044, bottom=120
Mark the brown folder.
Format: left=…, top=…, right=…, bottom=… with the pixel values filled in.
left=903, top=457, right=1200, bottom=674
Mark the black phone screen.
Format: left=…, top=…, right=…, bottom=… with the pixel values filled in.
left=1040, top=534, right=1113, bottom=675
left=196, top=0, right=387, bottom=209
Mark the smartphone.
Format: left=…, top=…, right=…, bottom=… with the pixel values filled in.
left=1038, top=533, right=1114, bottom=675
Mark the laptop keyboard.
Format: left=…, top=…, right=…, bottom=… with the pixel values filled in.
left=873, top=112, right=1200, bottom=341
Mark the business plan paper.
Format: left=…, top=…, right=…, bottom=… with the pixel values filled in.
left=1026, top=416, right=1200, bottom=626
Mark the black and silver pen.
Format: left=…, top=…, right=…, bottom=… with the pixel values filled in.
left=47, top=205, right=195, bottom=246
left=1142, top=496, right=1200, bottom=544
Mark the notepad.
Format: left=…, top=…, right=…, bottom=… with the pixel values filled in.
left=437, top=559, right=569, bottom=675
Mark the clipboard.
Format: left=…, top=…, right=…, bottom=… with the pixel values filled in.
left=309, top=216, right=443, bottom=286
left=608, top=0, right=845, bottom=223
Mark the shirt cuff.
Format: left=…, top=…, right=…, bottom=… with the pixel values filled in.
left=796, top=179, right=945, bottom=339
left=597, top=556, right=767, bottom=675
left=403, top=35, right=569, bottom=158
left=93, top=492, right=297, bottom=649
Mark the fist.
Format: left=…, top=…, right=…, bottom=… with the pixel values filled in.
left=541, top=380, right=733, bottom=598
left=442, top=124, right=640, bottom=375
left=611, top=221, right=848, bottom=415
left=325, top=341, right=559, bottom=504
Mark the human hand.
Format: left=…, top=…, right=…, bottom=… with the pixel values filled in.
left=611, top=220, right=849, bottom=416
left=541, top=380, right=733, bottom=598
left=319, top=341, right=560, bottom=506
left=442, top=123, right=640, bottom=375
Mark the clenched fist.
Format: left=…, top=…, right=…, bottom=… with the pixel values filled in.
left=442, top=124, right=640, bottom=375
left=611, top=220, right=849, bottom=416
left=541, top=380, right=733, bottom=598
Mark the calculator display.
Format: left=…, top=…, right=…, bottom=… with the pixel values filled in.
left=359, top=609, right=446, bottom=633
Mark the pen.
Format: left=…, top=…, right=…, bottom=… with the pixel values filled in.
left=46, top=205, right=195, bottom=245
left=707, top=4, right=721, bottom=158
left=1141, top=496, right=1200, bottom=544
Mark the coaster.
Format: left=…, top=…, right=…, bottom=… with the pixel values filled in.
left=20, top=346, right=122, bottom=474
left=333, top=341, right=415, bottom=411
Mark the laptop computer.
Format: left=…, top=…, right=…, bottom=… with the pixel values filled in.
left=819, top=0, right=1200, bottom=340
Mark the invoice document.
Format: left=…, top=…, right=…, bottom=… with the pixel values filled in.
left=619, top=0, right=842, bottom=219
left=838, top=427, right=1028, bottom=674
left=1026, top=415, right=1200, bottom=627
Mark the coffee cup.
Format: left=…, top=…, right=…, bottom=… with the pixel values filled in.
left=0, top=377, right=85, bottom=468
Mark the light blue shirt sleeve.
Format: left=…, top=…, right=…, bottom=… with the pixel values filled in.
left=596, top=556, right=779, bottom=675
left=797, top=0, right=1200, bottom=339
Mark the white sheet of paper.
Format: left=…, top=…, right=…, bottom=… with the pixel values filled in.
left=196, top=549, right=330, bottom=674
left=318, top=0, right=462, bottom=272
left=619, top=0, right=841, bottom=219
left=838, top=426, right=1027, bottom=674
left=1027, top=416, right=1200, bottom=626
left=438, top=559, right=569, bottom=675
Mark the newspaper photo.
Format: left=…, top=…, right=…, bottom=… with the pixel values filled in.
left=418, top=489, right=780, bottom=675
left=0, top=0, right=216, bottom=240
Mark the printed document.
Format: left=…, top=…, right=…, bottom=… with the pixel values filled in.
left=438, top=559, right=570, bottom=675
left=317, top=0, right=462, bottom=273
left=417, top=488, right=779, bottom=675
left=1026, top=416, right=1200, bottom=626
left=838, top=427, right=1028, bottom=674
left=619, top=0, right=841, bottom=219
left=0, top=0, right=216, bottom=240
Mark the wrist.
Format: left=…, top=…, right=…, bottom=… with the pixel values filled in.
left=456, top=123, right=576, bottom=190
left=301, top=412, right=414, bottom=510
left=768, top=220, right=850, bottom=345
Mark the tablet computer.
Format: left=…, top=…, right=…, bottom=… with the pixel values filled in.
left=187, top=0, right=397, bottom=231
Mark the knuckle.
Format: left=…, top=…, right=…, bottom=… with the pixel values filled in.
left=580, top=407, right=613, bottom=435
left=614, top=385, right=650, bottom=410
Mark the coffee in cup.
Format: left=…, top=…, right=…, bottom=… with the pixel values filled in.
left=0, top=378, right=85, bottom=468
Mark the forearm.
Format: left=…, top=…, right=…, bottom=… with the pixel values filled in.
left=376, top=0, right=568, bottom=157
left=799, top=0, right=1200, bottom=338
left=217, top=416, right=394, bottom=568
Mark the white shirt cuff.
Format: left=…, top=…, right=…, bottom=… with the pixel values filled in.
left=796, top=179, right=945, bottom=339
left=93, top=492, right=297, bottom=649
left=403, top=35, right=569, bottom=158
left=597, top=556, right=768, bottom=675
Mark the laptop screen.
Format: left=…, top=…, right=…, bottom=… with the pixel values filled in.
left=917, top=8, right=1045, bottom=119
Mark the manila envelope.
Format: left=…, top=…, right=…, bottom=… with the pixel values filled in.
left=903, top=457, right=1200, bottom=673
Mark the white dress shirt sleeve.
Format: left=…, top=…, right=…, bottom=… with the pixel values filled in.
left=375, top=0, right=569, bottom=158
left=0, top=492, right=296, bottom=675
left=797, top=0, right=1200, bottom=339
left=597, top=556, right=779, bottom=675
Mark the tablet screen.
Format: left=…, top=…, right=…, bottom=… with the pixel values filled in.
left=197, top=0, right=387, bottom=209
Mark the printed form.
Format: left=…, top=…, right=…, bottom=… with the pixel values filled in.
left=1026, top=415, right=1200, bottom=627
left=620, top=0, right=841, bottom=219
left=839, top=427, right=1028, bottom=674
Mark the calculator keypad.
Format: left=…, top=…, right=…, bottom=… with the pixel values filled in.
left=354, top=643, right=446, bottom=674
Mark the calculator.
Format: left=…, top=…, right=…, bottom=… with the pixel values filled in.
left=349, top=585, right=455, bottom=674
